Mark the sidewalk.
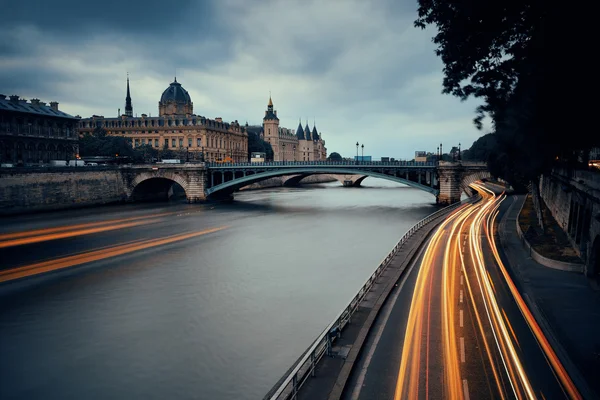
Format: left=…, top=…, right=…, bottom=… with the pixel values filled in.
left=498, top=194, right=600, bottom=398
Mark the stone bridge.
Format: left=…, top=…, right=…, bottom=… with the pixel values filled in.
left=0, top=161, right=490, bottom=214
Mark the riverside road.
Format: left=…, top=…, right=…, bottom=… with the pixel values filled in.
left=340, top=184, right=582, bottom=400
left=0, top=180, right=438, bottom=400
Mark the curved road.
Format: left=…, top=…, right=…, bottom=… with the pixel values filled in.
left=345, top=184, right=581, bottom=400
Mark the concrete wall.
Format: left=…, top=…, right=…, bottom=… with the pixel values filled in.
left=539, top=169, right=600, bottom=275
left=0, top=167, right=128, bottom=215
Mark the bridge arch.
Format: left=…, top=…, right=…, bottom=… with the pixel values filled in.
left=206, top=168, right=437, bottom=198
left=129, top=172, right=189, bottom=201
left=460, top=170, right=493, bottom=196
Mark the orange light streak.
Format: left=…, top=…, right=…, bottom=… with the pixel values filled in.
left=0, top=226, right=228, bottom=283
left=0, top=211, right=179, bottom=241
left=487, top=196, right=582, bottom=399
left=0, top=219, right=163, bottom=249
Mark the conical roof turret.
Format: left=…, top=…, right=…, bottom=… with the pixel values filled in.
left=296, top=119, right=305, bottom=140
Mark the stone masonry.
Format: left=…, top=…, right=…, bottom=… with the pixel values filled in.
left=0, top=164, right=208, bottom=215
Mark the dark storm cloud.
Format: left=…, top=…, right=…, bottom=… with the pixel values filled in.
left=0, top=0, right=487, bottom=159
left=1, top=0, right=209, bottom=35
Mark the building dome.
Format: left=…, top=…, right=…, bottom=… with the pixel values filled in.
left=160, top=78, right=191, bottom=104
left=158, top=77, right=193, bottom=116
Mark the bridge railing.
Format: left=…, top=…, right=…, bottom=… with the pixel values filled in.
left=263, top=194, right=480, bottom=400
left=206, top=160, right=436, bottom=168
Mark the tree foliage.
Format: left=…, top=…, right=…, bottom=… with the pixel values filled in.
left=462, top=133, right=497, bottom=162
left=415, top=0, right=544, bottom=128
left=247, top=131, right=274, bottom=161
left=328, top=152, right=342, bottom=161
left=79, top=128, right=158, bottom=163
left=79, top=128, right=136, bottom=158
left=415, top=1, right=597, bottom=189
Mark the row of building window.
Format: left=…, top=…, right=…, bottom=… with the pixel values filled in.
left=81, top=119, right=240, bottom=130
left=1, top=123, right=74, bottom=138
left=132, top=137, right=247, bottom=151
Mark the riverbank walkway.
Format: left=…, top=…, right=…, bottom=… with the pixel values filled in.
left=499, top=194, right=600, bottom=398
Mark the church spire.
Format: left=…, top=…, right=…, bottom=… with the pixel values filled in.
left=125, top=73, right=133, bottom=117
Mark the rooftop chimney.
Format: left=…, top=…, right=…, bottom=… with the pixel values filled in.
left=215, top=117, right=223, bottom=122
left=49, top=101, right=59, bottom=111
left=9, top=95, right=19, bottom=102
left=0, top=94, right=6, bottom=100
left=30, top=98, right=41, bottom=106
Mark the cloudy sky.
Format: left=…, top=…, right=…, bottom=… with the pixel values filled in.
left=1, top=0, right=489, bottom=160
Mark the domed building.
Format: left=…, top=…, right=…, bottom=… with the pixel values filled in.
left=159, top=78, right=193, bottom=116
left=78, top=76, right=248, bottom=162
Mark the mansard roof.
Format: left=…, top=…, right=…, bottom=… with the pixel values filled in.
left=0, top=95, right=76, bottom=119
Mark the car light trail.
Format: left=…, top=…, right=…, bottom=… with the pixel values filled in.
left=485, top=194, right=582, bottom=399
left=394, top=182, right=581, bottom=399
left=0, top=226, right=228, bottom=283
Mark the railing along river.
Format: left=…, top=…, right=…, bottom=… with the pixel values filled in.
left=263, top=195, right=480, bottom=400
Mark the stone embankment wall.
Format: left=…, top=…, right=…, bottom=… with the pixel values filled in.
left=240, top=174, right=337, bottom=190
left=539, top=169, right=600, bottom=275
left=0, top=167, right=128, bottom=215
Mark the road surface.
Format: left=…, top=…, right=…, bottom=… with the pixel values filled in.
left=345, top=183, right=581, bottom=400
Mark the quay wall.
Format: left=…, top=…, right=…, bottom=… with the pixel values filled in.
left=0, top=167, right=127, bottom=215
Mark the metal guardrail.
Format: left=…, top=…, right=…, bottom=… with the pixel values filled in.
left=263, top=194, right=480, bottom=400
left=207, top=161, right=437, bottom=168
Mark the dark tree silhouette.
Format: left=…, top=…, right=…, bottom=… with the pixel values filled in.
left=328, top=152, right=342, bottom=161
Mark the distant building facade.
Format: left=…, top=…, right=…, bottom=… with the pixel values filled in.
left=260, top=97, right=327, bottom=161
left=415, top=151, right=427, bottom=162
left=0, top=94, right=79, bottom=165
left=78, top=77, right=248, bottom=162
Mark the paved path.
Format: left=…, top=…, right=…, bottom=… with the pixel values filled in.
left=498, top=194, right=600, bottom=398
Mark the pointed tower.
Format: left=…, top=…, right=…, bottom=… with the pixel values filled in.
left=311, top=122, right=319, bottom=141
left=295, top=119, right=305, bottom=140
left=304, top=121, right=311, bottom=140
left=125, top=74, right=133, bottom=117
left=263, top=95, right=280, bottom=160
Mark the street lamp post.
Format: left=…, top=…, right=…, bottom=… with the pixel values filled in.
left=458, top=142, right=461, bottom=161
left=361, top=144, right=364, bottom=160
left=282, top=142, right=286, bottom=162
left=356, top=141, right=359, bottom=163
left=293, top=145, right=296, bottom=162
left=186, top=146, right=190, bottom=163
left=437, top=146, right=440, bottom=162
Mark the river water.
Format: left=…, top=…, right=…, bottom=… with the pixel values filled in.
left=0, top=179, right=438, bottom=399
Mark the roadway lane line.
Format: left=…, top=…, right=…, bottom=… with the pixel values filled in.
left=460, top=337, right=466, bottom=362
left=460, top=275, right=463, bottom=285
left=348, top=233, right=430, bottom=400
left=460, top=309, right=464, bottom=327
left=463, top=379, right=471, bottom=400
left=460, top=290, right=463, bottom=303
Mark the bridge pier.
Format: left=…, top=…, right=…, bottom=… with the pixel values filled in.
left=437, top=164, right=464, bottom=205
left=186, top=172, right=207, bottom=203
